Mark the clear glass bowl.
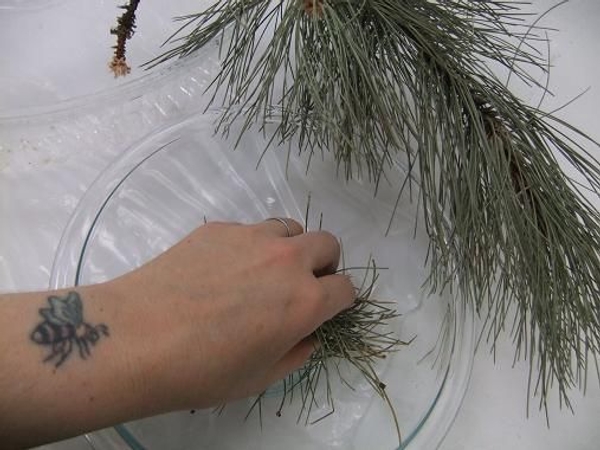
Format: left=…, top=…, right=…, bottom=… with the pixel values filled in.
left=0, top=0, right=217, bottom=121
left=50, top=113, right=475, bottom=450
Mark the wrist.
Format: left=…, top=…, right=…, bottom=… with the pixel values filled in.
left=101, top=272, right=191, bottom=415
left=86, top=277, right=161, bottom=415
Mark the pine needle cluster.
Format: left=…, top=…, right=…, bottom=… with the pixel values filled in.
left=146, top=0, right=600, bottom=417
left=247, top=258, right=407, bottom=442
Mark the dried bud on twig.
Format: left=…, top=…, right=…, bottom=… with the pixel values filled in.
left=109, top=0, right=141, bottom=78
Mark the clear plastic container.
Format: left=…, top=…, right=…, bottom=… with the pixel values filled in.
left=0, top=1, right=222, bottom=187
left=50, top=112, right=475, bottom=449
left=0, top=0, right=218, bottom=121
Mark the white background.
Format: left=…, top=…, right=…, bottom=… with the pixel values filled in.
left=2, top=1, right=599, bottom=449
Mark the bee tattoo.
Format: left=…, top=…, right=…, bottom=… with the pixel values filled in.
left=30, top=291, right=109, bottom=368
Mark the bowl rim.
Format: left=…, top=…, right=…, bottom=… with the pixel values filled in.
left=0, top=54, right=209, bottom=125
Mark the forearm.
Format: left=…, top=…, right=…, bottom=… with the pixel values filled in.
left=0, top=220, right=352, bottom=448
left=0, top=281, right=170, bottom=448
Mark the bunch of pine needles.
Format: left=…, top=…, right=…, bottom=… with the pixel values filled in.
left=245, top=256, right=407, bottom=442
left=144, top=0, right=600, bottom=419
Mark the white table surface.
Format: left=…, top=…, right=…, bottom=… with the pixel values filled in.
left=2, top=1, right=599, bottom=449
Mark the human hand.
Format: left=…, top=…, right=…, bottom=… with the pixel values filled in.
left=112, top=219, right=356, bottom=412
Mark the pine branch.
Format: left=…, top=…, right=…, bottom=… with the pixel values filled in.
left=415, top=56, right=600, bottom=415
left=145, top=0, right=600, bottom=417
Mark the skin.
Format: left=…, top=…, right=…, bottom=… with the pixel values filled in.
left=0, top=219, right=355, bottom=449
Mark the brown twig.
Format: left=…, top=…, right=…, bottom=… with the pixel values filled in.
left=476, top=98, right=548, bottom=238
left=109, top=0, right=141, bottom=77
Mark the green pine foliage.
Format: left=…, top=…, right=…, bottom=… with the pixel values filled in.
left=145, top=0, right=600, bottom=418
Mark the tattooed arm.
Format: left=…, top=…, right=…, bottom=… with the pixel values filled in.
left=0, top=284, right=148, bottom=448
left=0, top=219, right=354, bottom=449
